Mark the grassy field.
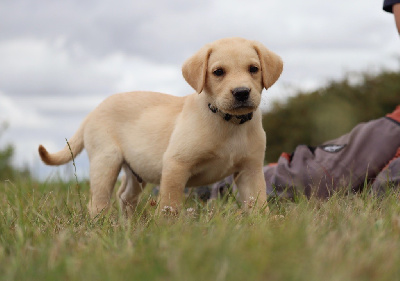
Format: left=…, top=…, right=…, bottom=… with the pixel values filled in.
left=1, top=179, right=400, bottom=281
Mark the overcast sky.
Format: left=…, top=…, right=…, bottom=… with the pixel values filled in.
left=0, top=0, right=399, bottom=180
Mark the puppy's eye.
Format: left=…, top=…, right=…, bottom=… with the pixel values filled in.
left=249, top=65, right=259, bottom=74
left=213, top=68, right=225, bottom=77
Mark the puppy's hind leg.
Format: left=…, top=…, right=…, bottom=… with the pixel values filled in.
left=87, top=151, right=123, bottom=218
left=117, top=164, right=146, bottom=217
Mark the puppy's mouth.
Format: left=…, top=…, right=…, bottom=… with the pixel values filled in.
left=227, top=102, right=256, bottom=115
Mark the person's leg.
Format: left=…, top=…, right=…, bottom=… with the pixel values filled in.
left=372, top=150, right=400, bottom=194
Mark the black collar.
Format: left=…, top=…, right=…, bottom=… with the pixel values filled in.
left=208, top=103, right=253, bottom=125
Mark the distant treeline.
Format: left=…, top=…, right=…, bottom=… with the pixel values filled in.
left=0, top=125, right=30, bottom=181
left=262, top=68, right=400, bottom=163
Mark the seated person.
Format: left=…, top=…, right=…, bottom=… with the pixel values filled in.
left=211, top=106, right=400, bottom=200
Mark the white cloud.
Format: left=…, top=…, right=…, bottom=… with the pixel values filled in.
left=96, top=52, right=190, bottom=95
left=0, top=38, right=114, bottom=96
left=0, top=37, right=191, bottom=97
left=0, top=92, right=49, bottom=129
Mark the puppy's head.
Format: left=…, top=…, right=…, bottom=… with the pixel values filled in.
left=182, top=37, right=283, bottom=115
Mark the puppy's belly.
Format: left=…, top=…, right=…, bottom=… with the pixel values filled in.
left=187, top=172, right=234, bottom=187
left=123, top=150, right=164, bottom=184
left=125, top=156, right=235, bottom=186
left=124, top=150, right=238, bottom=187
left=187, top=160, right=237, bottom=187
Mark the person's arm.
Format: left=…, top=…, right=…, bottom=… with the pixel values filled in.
left=394, top=3, right=400, bottom=34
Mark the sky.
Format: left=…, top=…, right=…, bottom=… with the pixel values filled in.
left=0, top=0, right=399, bottom=180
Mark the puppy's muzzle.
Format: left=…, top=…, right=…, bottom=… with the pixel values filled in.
left=232, top=87, right=250, bottom=102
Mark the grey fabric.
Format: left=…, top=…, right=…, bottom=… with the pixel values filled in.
left=372, top=158, right=400, bottom=194
left=210, top=174, right=236, bottom=200
left=267, top=117, right=400, bottom=198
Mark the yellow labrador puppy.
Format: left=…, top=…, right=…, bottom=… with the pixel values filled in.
left=38, top=37, right=283, bottom=217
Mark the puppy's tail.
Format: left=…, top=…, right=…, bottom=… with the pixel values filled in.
left=38, top=120, right=86, bottom=166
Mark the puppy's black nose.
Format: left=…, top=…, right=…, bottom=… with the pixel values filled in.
left=232, top=87, right=250, bottom=102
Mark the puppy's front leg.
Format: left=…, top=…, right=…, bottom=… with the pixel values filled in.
left=235, top=163, right=268, bottom=211
left=158, top=159, right=191, bottom=213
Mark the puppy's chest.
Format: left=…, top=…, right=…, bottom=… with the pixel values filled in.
left=216, top=141, right=248, bottom=166
left=188, top=139, right=248, bottom=185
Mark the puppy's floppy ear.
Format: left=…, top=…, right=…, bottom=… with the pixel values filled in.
left=253, top=41, right=283, bottom=90
left=182, top=44, right=212, bottom=93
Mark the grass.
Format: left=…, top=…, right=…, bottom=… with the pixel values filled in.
left=1, top=178, right=400, bottom=281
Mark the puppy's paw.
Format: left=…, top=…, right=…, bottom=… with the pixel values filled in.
left=160, top=205, right=179, bottom=217
left=243, top=196, right=269, bottom=213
